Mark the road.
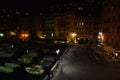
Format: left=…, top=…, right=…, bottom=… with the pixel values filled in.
left=51, top=44, right=120, bottom=80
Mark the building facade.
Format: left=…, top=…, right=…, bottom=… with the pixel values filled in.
left=0, top=1, right=102, bottom=43
left=42, top=1, right=102, bottom=43
left=101, top=0, right=120, bottom=50
left=44, top=10, right=100, bottom=43
left=0, top=9, right=34, bottom=40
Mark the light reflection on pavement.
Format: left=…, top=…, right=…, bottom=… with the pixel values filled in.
left=51, top=44, right=120, bottom=80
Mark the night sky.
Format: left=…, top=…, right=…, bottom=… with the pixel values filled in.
left=0, top=0, right=98, bottom=8
left=0, top=0, right=70, bottom=9
left=0, top=0, right=102, bottom=12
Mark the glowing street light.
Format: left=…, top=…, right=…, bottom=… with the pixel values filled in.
left=98, top=32, right=103, bottom=44
left=99, top=32, right=102, bottom=35
left=20, top=33, right=29, bottom=40
left=0, top=33, right=5, bottom=37
left=72, top=33, right=77, bottom=43
left=98, top=35, right=101, bottom=39
left=72, top=33, right=77, bottom=38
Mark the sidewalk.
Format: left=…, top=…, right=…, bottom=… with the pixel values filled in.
left=92, top=45, right=120, bottom=63
left=51, top=45, right=72, bottom=80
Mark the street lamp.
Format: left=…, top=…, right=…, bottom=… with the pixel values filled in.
left=98, top=32, right=103, bottom=45
left=72, top=33, right=77, bottom=38
left=72, top=33, right=77, bottom=43
left=99, top=32, right=102, bottom=35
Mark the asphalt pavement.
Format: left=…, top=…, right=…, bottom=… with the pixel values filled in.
left=51, top=44, right=120, bottom=80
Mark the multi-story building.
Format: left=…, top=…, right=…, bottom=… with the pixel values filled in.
left=32, top=13, right=45, bottom=39
left=0, top=1, right=102, bottom=43
left=101, top=0, right=120, bottom=50
left=44, top=14, right=55, bottom=39
left=43, top=1, right=102, bottom=43
left=44, top=11, right=76, bottom=42
left=44, top=11, right=100, bottom=43
left=55, top=11, right=76, bottom=41
left=0, top=9, right=33, bottom=40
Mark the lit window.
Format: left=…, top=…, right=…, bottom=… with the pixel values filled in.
left=78, top=7, right=83, bottom=10
left=16, top=11, right=21, bottom=15
left=10, top=32, right=16, bottom=36
left=82, top=22, right=84, bottom=25
left=25, top=13, right=30, bottom=15
left=79, top=22, right=81, bottom=26
left=52, top=24, right=54, bottom=26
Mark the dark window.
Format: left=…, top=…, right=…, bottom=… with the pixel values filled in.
left=118, top=14, right=120, bottom=20
left=104, top=10, right=107, bottom=15
left=113, top=16, right=116, bottom=21
left=67, top=22, right=69, bottom=25
left=104, top=18, right=110, bottom=23
left=106, top=37, right=108, bottom=45
left=59, top=33, right=65, bottom=37
left=66, top=27, right=69, bottom=30
left=63, top=28, right=66, bottom=31
left=103, top=28, right=109, bottom=33
left=66, top=33, right=68, bottom=36
left=117, top=26, right=120, bottom=33
left=59, top=28, right=61, bottom=31
left=116, top=40, right=118, bottom=48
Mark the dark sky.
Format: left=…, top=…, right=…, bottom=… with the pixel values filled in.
left=0, top=0, right=69, bottom=9
left=0, top=0, right=102, bottom=12
left=0, top=0, right=94, bottom=8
